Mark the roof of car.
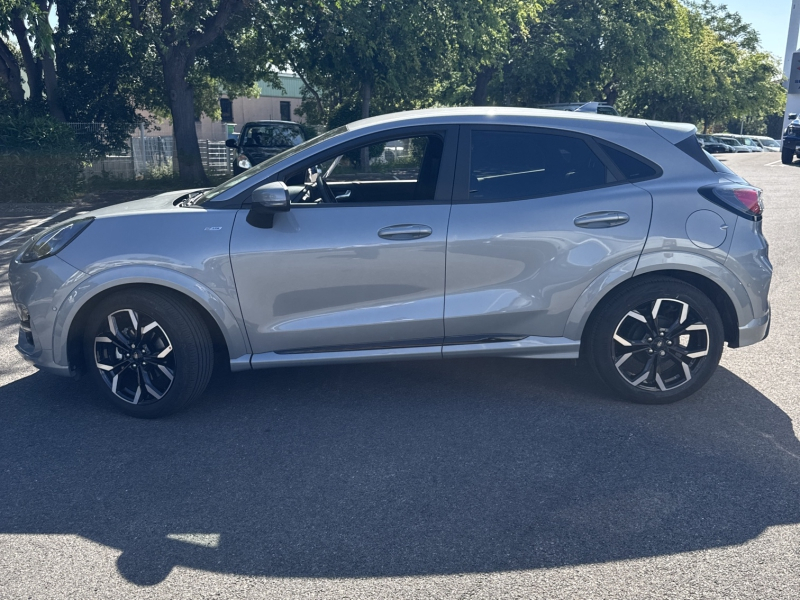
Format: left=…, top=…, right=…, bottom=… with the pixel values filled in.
left=344, top=107, right=695, bottom=139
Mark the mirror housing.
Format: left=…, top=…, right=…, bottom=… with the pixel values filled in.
left=225, top=138, right=238, bottom=148
left=247, top=182, right=290, bottom=229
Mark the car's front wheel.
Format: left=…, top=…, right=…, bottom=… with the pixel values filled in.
left=83, top=289, right=214, bottom=417
left=782, top=147, right=795, bottom=165
left=585, top=278, right=725, bottom=405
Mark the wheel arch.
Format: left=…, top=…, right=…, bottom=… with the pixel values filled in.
left=55, top=269, right=250, bottom=376
left=565, top=253, right=753, bottom=348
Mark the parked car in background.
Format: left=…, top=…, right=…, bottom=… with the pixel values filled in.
left=539, top=102, right=620, bottom=116
left=9, top=107, right=771, bottom=417
left=782, top=114, right=800, bottom=164
left=226, top=120, right=306, bottom=175
left=752, top=136, right=781, bottom=152
left=697, top=135, right=734, bottom=154
left=716, top=136, right=751, bottom=153
left=731, top=135, right=763, bottom=152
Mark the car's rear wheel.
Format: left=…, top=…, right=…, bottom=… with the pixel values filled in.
left=585, top=278, right=724, bottom=404
left=782, top=148, right=795, bottom=165
left=83, top=289, right=213, bottom=418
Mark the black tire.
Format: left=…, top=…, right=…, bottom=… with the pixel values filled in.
left=83, top=288, right=213, bottom=418
left=782, top=148, right=795, bottom=165
left=584, top=277, right=724, bottom=405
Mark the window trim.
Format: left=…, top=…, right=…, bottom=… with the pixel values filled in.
left=272, top=125, right=459, bottom=208
left=453, top=125, right=626, bottom=204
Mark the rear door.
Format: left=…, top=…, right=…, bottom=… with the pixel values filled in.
left=444, top=125, right=654, bottom=341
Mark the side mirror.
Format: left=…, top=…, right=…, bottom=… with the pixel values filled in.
left=247, top=182, right=290, bottom=229
left=225, top=138, right=237, bottom=148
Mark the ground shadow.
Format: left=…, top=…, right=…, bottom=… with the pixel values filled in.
left=1, top=358, right=799, bottom=586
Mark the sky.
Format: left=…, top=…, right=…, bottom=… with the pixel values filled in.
left=707, top=0, right=795, bottom=62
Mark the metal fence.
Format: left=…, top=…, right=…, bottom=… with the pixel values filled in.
left=70, top=123, right=233, bottom=180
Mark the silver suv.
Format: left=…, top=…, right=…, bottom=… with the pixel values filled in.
left=9, top=108, right=771, bottom=417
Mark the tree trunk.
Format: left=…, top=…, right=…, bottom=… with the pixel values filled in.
left=0, top=38, right=25, bottom=103
left=10, top=13, right=43, bottom=102
left=163, top=52, right=208, bottom=186
left=359, top=80, right=371, bottom=172
left=471, top=65, right=496, bottom=106
left=41, top=54, right=66, bottom=121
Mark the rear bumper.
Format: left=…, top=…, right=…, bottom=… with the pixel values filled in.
left=737, top=307, right=770, bottom=347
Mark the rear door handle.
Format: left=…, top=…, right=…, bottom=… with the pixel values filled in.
left=574, top=211, right=630, bottom=228
left=378, top=224, right=433, bottom=240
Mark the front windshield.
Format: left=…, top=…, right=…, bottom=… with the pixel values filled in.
left=241, top=124, right=304, bottom=148
left=722, top=138, right=740, bottom=146
left=196, top=126, right=347, bottom=204
left=761, top=139, right=780, bottom=147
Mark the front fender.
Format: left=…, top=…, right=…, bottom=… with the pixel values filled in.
left=52, top=265, right=251, bottom=368
left=563, top=251, right=753, bottom=342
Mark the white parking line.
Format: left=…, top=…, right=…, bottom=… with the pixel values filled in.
left=765, top=159, right=783, bottom=167
left=0, top=208, right=72, bottom=248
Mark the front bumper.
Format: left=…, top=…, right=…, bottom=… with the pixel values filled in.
left=783, top=137, right=800, bottom=152
left=9, top=253, right=86, bottom=377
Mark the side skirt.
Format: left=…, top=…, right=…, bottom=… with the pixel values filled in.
left=237, top=336, right=581, bottom=371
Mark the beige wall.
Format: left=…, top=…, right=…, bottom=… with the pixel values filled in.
left=141, top=95, right=304, bottom=141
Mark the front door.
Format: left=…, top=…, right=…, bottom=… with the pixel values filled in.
left=230, top=129, right=456, bottom=355
left=444, top=126, right=653, bottom=341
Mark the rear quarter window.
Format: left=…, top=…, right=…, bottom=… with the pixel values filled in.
left=599, top=144, right=659, bottom=181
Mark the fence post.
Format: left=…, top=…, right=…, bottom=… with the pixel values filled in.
left=139, top=123, right=146, bottom=175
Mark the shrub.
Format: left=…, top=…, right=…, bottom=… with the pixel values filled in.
left=0, top=108, right=85, bottom=203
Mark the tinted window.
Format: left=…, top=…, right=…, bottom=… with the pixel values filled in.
left=469, top=131, right=609, bottom=201
left=601, top=145, right=658, bottom=180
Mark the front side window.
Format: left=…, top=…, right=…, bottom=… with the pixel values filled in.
left=284, top=134, right=445, bottom=204
left=469, top=130, right=609, bottom=201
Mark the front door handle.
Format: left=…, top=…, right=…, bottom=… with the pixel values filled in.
left=574, top=211, right=630, bottom=228
left=378, top=224, right=433, bottom=240
left=335, top=189, right=351, bottom=201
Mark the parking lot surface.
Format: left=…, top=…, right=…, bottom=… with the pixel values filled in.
left=1, top=154, right=799, bottom=599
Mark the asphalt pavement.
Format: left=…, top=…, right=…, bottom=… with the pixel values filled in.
left=1, top=154, right=799, bottom=599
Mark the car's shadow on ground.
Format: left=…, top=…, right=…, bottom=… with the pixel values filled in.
left=1, top=358, right=799, bottom=586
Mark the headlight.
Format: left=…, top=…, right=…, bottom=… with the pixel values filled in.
left=237, top=155, right=252, bottom=169
left=20, top=217, right=94, bottom=263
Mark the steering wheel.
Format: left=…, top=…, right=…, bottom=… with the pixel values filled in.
left=315, top=170, right=337, bottom=204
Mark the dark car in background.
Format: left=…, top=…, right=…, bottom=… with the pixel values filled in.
left=697, top=135, right=734, bottom=154
left=782, top=114, right=800, bottom=165
left=227, top=120, right=306, bottom=174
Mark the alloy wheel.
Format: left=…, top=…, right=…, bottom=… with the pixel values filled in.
left=94, top=309, right=176, bottom=405
left=612, top=298, right=710, bottom=392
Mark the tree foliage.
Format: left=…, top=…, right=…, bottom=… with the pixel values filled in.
left=0, top=0, right=790, bottom=192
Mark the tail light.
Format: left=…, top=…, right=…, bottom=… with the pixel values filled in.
left=698, top=184, right=763, bottom=220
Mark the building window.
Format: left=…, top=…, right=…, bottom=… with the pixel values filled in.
left=280, top=101, right=291, bottom=122
left=220, top=98, right=233, bottom=122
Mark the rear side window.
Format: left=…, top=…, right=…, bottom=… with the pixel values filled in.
left=600, top=144, right=658, bottom=181
left=469, top=130, right=609, bottom=201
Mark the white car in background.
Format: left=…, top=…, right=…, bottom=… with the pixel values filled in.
left=716, top=137, right=752, bottom=153
left=752, top=136, right=781, bottom=152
